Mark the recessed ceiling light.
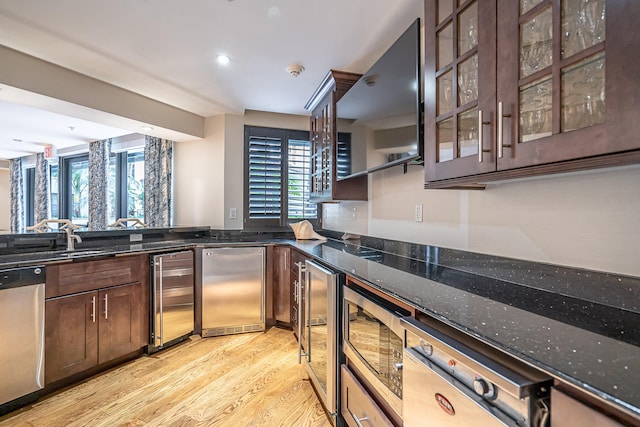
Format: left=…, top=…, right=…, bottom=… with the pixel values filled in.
left=141, top=126, right=153, bottom=131
left=216, top=54, right=231, bottom=65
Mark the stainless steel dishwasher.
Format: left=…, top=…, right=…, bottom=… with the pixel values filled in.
left=201, top=247, right=265, bottom=337
left=0, top=266, right=45, bottom=408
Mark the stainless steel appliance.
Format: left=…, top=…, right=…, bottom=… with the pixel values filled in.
left=201, top=247, right=265, bottom=337
left=0, top=266, right=45, bottom=408
left=342, top=285, right=406, bottom=419
left=150, top=251, right=194, bottom=350
left=401, top=316, right=551, bottom=427
left=299, top=260, right=341, bottom=425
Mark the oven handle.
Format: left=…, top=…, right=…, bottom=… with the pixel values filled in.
left=404, top=348, right=523, bottom=427
left=401, top=316, right=536, bottom=400
left=343, top=286, right=404, bottom=338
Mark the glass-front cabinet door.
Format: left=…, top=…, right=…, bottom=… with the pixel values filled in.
left=425, top=0, right=497, bottom=182
left=425, top=0, right=640, bottom=184
left=495, top=0, right=640, bottom=170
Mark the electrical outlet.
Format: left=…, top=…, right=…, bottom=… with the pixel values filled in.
left=415, top=204, right=423, bottom=222
left=229, top=208, right=237, bottom=219
left=352, top=207, right=357, bottom=220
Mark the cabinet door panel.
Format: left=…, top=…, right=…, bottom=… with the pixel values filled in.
left=496, top=0, right=640, bottom=170
left=425, top=0, right=497, bottom=182
left=273, top=247, right=291, bottom=324
left=98, top=283, right=142, bottom=364
left=45, top=293, right=98, bottom=384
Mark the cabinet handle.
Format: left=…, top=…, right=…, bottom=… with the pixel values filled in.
left=284, top=250, right=288, bottom=270
left=91, top=295, right=96, bottom=323
left=293, top=280, right=299, bottom=303
left=351, top=412, right=370, bottom=427
left=478, top=109, right=491, bottom=163
left=104, top=294, right=108, bottom=320
left=497, top=101, right=512, bottom=158
left=478, top=109, right=484, bottom=162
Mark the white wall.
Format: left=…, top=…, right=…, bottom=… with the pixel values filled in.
left=174, top=110, right=309, bottom=230
left=0, top=169, right=9, bottom=231
left=173, top=115, right=226, bottom=228
left=323, top=164, right=640, bottom=277
left=173, top=109, right=640, bottom=277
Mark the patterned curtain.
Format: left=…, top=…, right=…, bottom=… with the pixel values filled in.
left=34, top=153, right=49, bottom=224
left=88, top=139, right=112, bottom=230
left=9, top=158, right=24, bottom=232
left=144, top=136, right=173, bottom=227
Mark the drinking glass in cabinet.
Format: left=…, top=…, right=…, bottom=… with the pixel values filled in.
left=458, top=55, right=478, bottom=106
left=437, top=71, right=453, bottom=116
left=520, top=77, right=552, bottom=142
left=561, top=52, right=606, bottom=132
left=520, top=7, right=553, bottom=78
left=438, top=23, right=453, bottom=69
left=458, top=4, right=478, bottom=55
left=458, top=108, right=478, bottom=158
left=562, top=0, right=605, bottom=59
left=437, top=119, right=454, bottom=162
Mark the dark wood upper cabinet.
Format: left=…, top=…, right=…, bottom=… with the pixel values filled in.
left=424, top=0, right=640, bottom=188
left=306, top=70, right=368, bottom=202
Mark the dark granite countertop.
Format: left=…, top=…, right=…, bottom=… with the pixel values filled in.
left=287, top=238, right=640, bottom=422
left=0, top=230, right=638, bottom=421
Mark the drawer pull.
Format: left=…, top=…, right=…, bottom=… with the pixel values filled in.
left=351, top=413, right=369, bottom=427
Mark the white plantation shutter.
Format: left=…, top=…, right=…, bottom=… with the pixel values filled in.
left=248, top=135, right=282, bottom=220
left=245, top=126, right=319, bottom=228
left=287, top=138, right=316, bottom=219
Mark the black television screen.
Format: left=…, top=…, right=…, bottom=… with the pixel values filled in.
left=336, top=18, right=422, bottom=180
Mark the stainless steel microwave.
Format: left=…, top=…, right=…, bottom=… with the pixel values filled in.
left=343, top=285, right=407, bottom=418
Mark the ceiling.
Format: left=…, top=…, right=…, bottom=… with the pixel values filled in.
left=0, top=0, right=424, bottom=160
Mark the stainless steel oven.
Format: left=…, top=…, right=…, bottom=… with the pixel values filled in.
left=342, top=285, right=407, bottom=419
left=401, top=316, right=551, bottom=427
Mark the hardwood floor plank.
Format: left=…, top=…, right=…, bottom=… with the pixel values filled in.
left=0, top=328, right=331, bottom=427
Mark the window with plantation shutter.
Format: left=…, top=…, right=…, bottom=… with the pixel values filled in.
left=244, top=126, right=319, bottom=229
left=248, top=135, right=282, bottom=221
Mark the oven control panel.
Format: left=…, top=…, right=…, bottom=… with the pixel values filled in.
left=389, top=347, right=403, bottom=398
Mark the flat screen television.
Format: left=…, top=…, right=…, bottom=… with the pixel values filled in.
left=336, top=18, right=422, bottom=180
left=336, top=19, right=424, bottom=179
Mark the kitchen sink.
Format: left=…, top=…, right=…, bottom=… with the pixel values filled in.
left=59, top=250, right=107, bottom=258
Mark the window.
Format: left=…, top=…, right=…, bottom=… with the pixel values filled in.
left=57, top=150, right=144, bottom=227
left=244, top=126, right=319, bottom=229
left=108, top=150, right=145, bottom=224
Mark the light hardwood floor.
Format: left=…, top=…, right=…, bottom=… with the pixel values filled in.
left=0, top=328, right=332, bottom=427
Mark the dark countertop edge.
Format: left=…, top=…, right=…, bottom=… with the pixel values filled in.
left=0, top=236, right=638, bottom=421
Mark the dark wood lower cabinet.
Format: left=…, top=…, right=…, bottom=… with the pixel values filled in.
left=45, top=292, right=98, bottom=384
left=45, top=282, right=143, bottom=385
left=273, top=246, right=291, bottom=326
left=97, top=283, right=142, bottom=364
left=45, top=255, right=148, bottom=386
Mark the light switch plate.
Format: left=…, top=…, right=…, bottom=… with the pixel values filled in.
left=415, top=204, right=423, bottom=222
left=229, top=208, right=237, bottom=219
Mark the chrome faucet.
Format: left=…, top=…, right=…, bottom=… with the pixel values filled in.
left=65, top=228, right=82, bottom=251
left=26, top=218, right=82, bottom=251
